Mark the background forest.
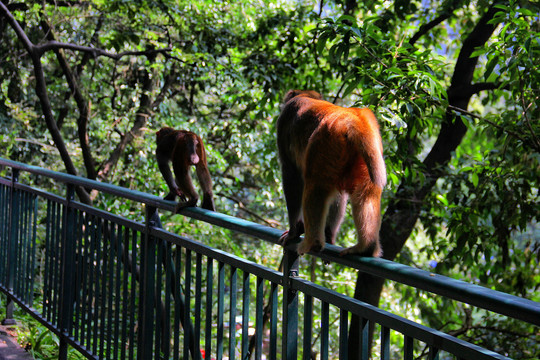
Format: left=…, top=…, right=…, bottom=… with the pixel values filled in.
left=0, top=0, right=539, bottom=358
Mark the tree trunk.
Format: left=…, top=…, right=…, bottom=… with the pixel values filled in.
left=348, top=3, right=501, bottom=358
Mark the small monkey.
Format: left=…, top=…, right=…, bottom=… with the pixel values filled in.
left=277, top=90, right=386, bottom=257
left=156, top=127, right=215, bottom=211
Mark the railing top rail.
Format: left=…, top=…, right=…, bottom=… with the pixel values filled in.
left=1, top=156, right=539, bottom=327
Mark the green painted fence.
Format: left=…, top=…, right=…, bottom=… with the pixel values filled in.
left=0, top=157, right=538, bottom=360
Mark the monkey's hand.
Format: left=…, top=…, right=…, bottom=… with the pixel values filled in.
left=175, top=189, right=187, bottom=202
left=279, top=230, right=297, bottom=245
left=174, top=198, right=198, bottom=213
left=279, top=221, right=304, bottom=245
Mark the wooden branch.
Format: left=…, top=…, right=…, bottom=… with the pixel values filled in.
left=97, top=64, right=155, bottom=182
left=409, top=0, right=461, bottom=46
left=0, top=1, right=92, bottom=204
left=40, top=19, right=98, bottom=180
left=34, top=40, right=172, bottom=60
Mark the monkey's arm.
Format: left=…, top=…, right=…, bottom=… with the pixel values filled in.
left=172, top=164, right=199, bottom=212
left=157, top=157, right=183, bottom=201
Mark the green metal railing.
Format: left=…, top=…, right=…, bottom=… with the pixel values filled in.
left=0, top=157, right=538, bottom=360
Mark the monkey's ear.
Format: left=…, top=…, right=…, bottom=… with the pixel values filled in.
left=282, top=90, right=323, bottom=104
left=283, top=90, right=301, bottom=104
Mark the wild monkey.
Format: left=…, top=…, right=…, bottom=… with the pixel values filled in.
left=156, top=127, right=216, bottom=211
left=277, top=90, right=386, bottom=257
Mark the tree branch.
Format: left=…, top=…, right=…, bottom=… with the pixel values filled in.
left=349, top=2, right=502, bottom=358
left=0, top=1, right=92, bottom=204
left=97, top=59, right=156, bottom=182
left=34, top=40, right=172, bottom=60
left=409, top=0, right=462, bottom=46
left=40, top=18, right=98, bottom=180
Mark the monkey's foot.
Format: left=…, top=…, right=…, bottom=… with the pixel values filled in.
left=296, top=239, right=324, bottom=256
left=339, top=243, right=382, bottom=257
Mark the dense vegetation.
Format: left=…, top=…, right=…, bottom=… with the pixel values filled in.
left=1, top=0, right=538, bottom=358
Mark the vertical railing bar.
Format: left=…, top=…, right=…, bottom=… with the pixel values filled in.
left=204, top=258, right=214, bottom=360
left=14, top=190, right=22, bottom=301
left=183, top=249, right=193, bottom=360
left=255, top=276, right=263, bottom=360
left=429, top=346, right=440, bottom=360
left=360, top=317, right=370, bottom=360
left=42, top=200, right=50, bottom=321
left=86, top=215, right=96, bottom=353
left=404, top=335, right=414, bottom=360
left=155, top=237, right=164, bottom=359
left=138, top=207, right=158, bottom=360
left=23, top=190, right=30, bottom=302
left=120, top=227, right=131, bottom=360
left=43, top=199, right=52, bottom=322
left=2, top=168, right=19, bottom=325
left=91, top=217, right=102, bottom=355
left=0, top=184, right=5, bottom=282
left=194, top=252, right=203, bottom=360
left=53, top=201, right=62, bottom=326
left=217, top=261, right=225, bottom=360
left=321, top=301, right=329, bottom=360
left=18, top=191, right=27, bottom=299
left=281, top=249, right=299, bottom=360
left=339, top=309, right=349, bottom=360
left=269, top=282, right=278, bottom=360
left=72, top=210, right=83, bottom=342
left=303, top=294, right=313, bottom=360
left=99, top=220, right=110, bottom=358
left=4, top=168, right=20, bottom=325
left=113, top=225, right=123, bottom=360
left=163, top=241, right=172, bottom=360
left=81, top=212, right=91, bottom=350
left=128, top=229, right=139, bottom=360
left=173, top=245, right=182, bottom=360
left=13, top=189, right=21, bottom=299
left=241, top=271, right=250, bottom=360
left=229, top=266, right=238, bottom=360
left=58, top=184, right=77, bottom=360
left=105, top=222, right=116, bottom=360
left=28, top=193, right=38, bottom=307
left=381, top=326, right=390, bottom=360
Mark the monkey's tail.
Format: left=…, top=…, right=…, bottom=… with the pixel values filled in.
left=348, top=109, right=387, bottom=189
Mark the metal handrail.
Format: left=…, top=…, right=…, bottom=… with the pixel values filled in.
left=1, top=156, right=539, bottom=327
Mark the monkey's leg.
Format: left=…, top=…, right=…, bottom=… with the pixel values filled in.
left=298, top=184, right=335, bottom=255
left=341, top=183, right=382, bottom=257
left=324, top=193, right=348, bottom=244
left=195, top=165, right=215, bottom=211
left=279, top=160, right=305, bottom=245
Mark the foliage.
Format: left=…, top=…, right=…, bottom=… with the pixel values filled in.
left=1, top=0, right=538, bottom=359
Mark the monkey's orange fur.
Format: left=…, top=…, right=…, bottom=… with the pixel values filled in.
left=277, top=90, right=386, bottom=257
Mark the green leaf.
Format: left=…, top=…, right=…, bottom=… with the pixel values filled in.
left=484, top=56, right=498, bottom=81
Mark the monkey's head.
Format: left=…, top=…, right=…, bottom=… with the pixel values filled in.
left=282, top=90, right=323, bottom=104
left=182, top=133, right=200, bottom=165
left=156, top=127, right=175, bottom=141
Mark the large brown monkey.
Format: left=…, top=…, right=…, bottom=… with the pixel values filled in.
left=277, top=90, right=386, bottom=257
left=156, top=127, right=215, bottom=211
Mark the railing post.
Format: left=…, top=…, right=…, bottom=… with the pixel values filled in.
left=281, top=247, right=299, bottom=360
left=138, top=206, right=158, bottom=360
left=2, top=168, right=19, bottom=326
left=58, top=184, right=77, bottom=360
